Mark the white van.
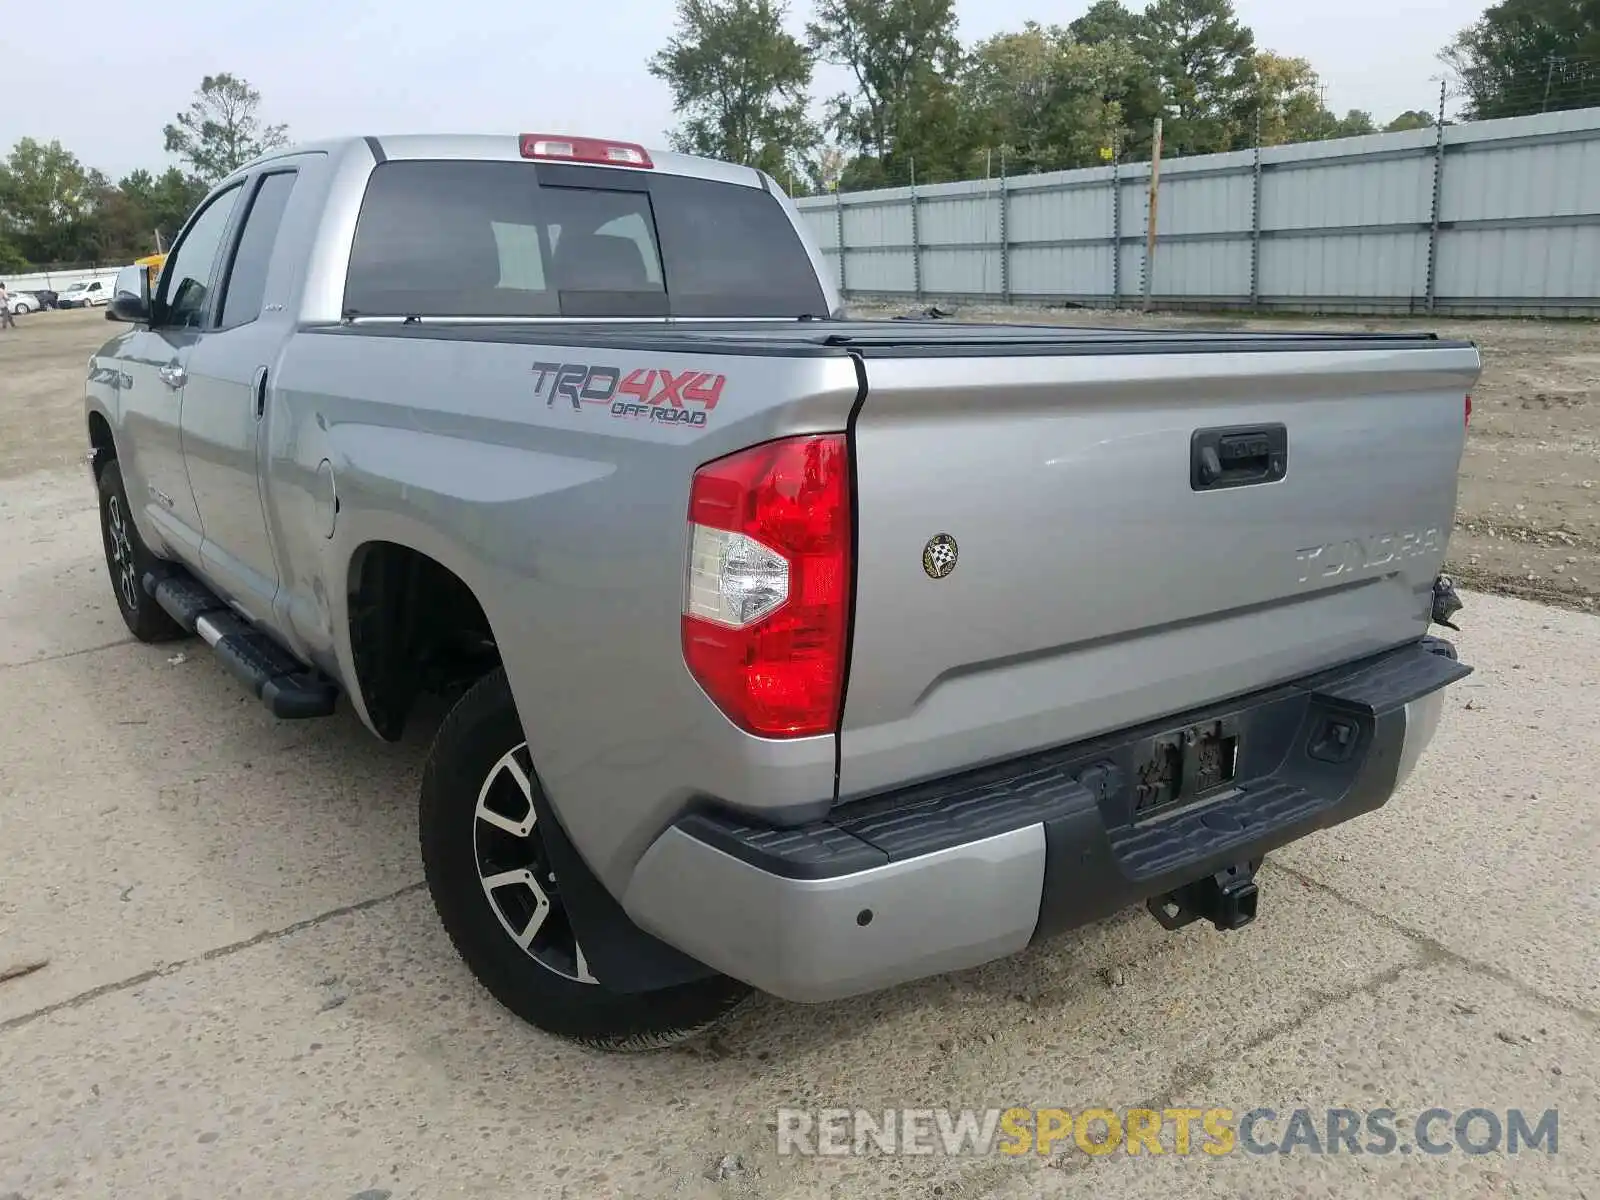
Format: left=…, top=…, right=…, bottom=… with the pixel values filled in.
left=58, top=277, right=118, bottom=308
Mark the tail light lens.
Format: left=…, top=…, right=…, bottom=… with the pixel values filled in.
left=1465, top=394, right=1473, bottom=426
left=682, top=435, right=852, bottom=738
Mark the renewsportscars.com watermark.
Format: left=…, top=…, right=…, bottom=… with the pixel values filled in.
left=776, top=1107, right=1560, bottom=1159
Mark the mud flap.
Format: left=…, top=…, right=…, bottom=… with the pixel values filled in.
left=1432, top=573, right=1464, bottom=631
left=525, top=787, right=722, bottom=993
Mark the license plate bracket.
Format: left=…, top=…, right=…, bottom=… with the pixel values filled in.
left=1133, top=718, right=1240, bottom=818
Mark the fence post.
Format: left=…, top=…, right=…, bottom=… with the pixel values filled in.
left=1112, top=156, right=1122, bottom=307
left=1142, top=117, right=1163, bottom=312
left=834, top=187, right=847, bottom=296
left=1251, top=111, right=1264, bottom=309
left=909, top=159, right=922, bottom=301
left=998, top=154, right=1011, bottom=304
left=1425, top=80, right=1447, bottom=314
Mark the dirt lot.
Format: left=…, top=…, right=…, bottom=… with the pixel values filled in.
left=1, top=307, right=1597, bottom=1199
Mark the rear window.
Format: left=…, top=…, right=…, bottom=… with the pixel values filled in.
left=342, top=160, right=827, bottom=320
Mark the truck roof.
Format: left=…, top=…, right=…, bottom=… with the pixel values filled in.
left=236, top=134, right=763, bottom=190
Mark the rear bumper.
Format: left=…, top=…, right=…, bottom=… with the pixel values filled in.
left=622, top=638, right=1468, bottom=1003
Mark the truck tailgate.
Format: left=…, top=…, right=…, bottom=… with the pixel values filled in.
left=839, top=335, right=1481, bottom=798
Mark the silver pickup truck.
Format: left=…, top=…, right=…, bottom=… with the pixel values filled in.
left=85, top=132, right=1478, bottom=1049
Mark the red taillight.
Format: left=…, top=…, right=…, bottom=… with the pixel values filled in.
left=682, top=435, right=852, bottom=738
left=1465, top=394, right=1473, bottom=425
left=519, top=133, right=653, bottom=168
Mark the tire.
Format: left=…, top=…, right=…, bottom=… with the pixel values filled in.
left=97, top=459, right=186, bottom=643
left=420, top=667, right=751, bottom=1049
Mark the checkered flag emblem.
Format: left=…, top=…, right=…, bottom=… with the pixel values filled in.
left=922, top=534, right=959, bottom=579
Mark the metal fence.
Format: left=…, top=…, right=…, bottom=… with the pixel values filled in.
left=794, top=106, right=1600, bottom=318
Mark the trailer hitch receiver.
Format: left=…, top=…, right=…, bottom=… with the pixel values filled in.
left=1147, top=861, right=1260, bottom=933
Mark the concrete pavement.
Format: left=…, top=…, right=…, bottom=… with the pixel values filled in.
left=1, top=467, right=1595, bottom=1199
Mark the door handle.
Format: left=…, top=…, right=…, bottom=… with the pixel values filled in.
left=251, top=366, right=268, bottom=420
left=1191, top=424, right=1288, bottom=491
left=159, top=363, right=187, bottom=389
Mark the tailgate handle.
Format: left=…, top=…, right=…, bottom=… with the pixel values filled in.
left=1191, top=424, right=1288, bottom=491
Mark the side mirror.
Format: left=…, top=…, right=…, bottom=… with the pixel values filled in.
left=106, top=265, right=151, bottom=324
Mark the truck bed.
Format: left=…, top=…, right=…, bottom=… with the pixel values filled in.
left=313, top=318, right=1469, bottom=359
left=305, top=315, right=1478, bottom=803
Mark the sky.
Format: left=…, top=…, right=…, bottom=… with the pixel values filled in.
left=4, top=0, right=1488, bottom=181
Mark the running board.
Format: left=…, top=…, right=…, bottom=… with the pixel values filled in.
left=142, top=568, right=339, bottom=719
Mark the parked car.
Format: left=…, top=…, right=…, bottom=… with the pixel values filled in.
left=84, top=132, right=1479, bottom=1050
left=58, top=279, right=114, bottom=308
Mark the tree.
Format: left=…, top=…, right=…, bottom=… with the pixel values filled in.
left=1063, top=2, right=1165, bottom=161
left=807, top=0, right=967, bottom=181
left=960, top=22, right=1066, bottom=170
left=88, top=184, right=149, bottom=263
left=117, top=168, right=209, bottom=248
left=1141, top=0, right=1259, bottom=155
left=1326, top=109, right=1377, bottom=137
left=1246, top=53, right=1380, bottom=145
left=163, top=73, right=288, bottom=184
left=1248, top=51, right=1327, bottom=145
left=0, top=237, right=28, bottom=274
left=0, top=138, right=101, bottom=263
left=649, top=0, right=816, bottom=180
left=1070, top=0, right=1148, bottom=45
left=1386, top=109, right=1437, bottom=131
left=960, top=23, right=1155, bottom=171
left=1442, top=0, right=1600, bottom=119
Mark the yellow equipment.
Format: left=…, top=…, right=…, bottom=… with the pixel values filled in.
left=134, top=252, right=167, bottom=291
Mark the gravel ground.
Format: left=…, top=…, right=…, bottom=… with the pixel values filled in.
left=0, top=308, right=1596, bottom=1199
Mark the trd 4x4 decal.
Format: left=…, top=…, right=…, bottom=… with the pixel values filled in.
left=532, top=362, right=725, bottom=427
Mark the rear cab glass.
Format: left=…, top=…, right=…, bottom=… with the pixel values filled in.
left=342, top=160, right=827, bottom=320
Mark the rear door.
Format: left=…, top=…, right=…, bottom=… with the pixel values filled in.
left=180, top=166, right=303, bottom=619
left=838, top=338, right=1480, bottom=798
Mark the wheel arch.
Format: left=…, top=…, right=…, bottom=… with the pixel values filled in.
left=86, top=408, right=116, bottom=481
left=343, top=541, right=725, bottom=999
left=344, top=538, right=502, bottom=742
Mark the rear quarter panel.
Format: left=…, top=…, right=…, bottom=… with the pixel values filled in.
left=264, top=328, right=861, bottom=891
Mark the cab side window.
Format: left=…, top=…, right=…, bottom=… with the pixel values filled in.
left=158, top=184, right=244, bottom=329
left=218, top=171, right=298, bottom=329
